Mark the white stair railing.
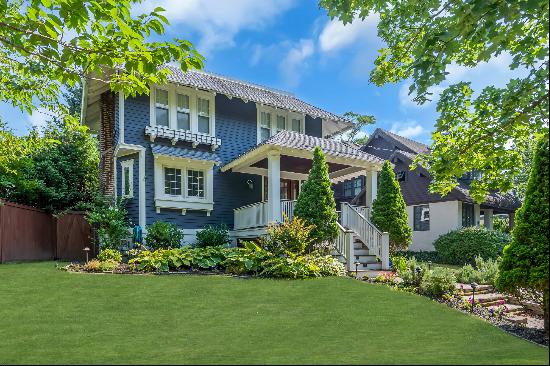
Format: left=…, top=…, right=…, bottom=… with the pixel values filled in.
left=341, top=202, right=390, bottom=270
left=334, top=222, right=354, bottom=271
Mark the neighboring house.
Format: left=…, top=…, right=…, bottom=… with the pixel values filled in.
left=344, top=128, right=520, bottom=251
left=82, top=67, right=391, bottom=270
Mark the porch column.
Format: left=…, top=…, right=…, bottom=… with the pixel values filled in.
left=484, top=209, right=494, bottom=230
left=365, top=170, right=378, bottom=207
left=267, top=151, right=282, bottom=223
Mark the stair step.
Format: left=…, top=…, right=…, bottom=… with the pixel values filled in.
left=487, top=304, right=524, bottom=314
left=462, top=293, right=507, bottom=307
left=353, top=249, right=371, bottom=256
left=456, top=284, right=494, bottom=293
left=361, top=262, right=382, bottom=270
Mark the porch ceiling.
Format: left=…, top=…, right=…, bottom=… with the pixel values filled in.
left=251, top=155, right=348, bottom=174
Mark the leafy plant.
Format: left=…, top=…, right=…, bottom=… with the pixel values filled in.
left=370, top=161, right=412, bottom=252
left=397, top=257, right=428, bottom=287
left=222, top=242, right=272, bottom=275
left=420, top=267, right=457, bottom=298
left=390, top=255, right=408, bottom=273
left=87, top=196, right=130, bottom=249
left=294, top=146, right=339, bottom=246
left=195, top=224, right=230, bottom=248
left=97, top=249, right=122, bottom=264
left=434, top=227, right=510, bottom=265
left=497, top=135, right=549, bottom=334
left=146, top=221, right=183, bottom=250
left=493, top=216, right=511, bottom=234
left=98, top=260, right=118, bottom=272
left=260, top=215, right=314, bottom=256
left=83, top=259, right=101, bottom=272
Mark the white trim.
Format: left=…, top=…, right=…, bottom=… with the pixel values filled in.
left=116, top=143, right=146, bottom=229
left=256, top=104, right=304, bottom=144
left=150, top=85, right=216, bottom=139
left=153, top=154, right=214, bottom=214
left=118, top=92, right=125, bottom=143
left=121, top=159, right=134, bottom=198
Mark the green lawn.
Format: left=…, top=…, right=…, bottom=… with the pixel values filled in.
left=0, top=262, right=547, bottom=365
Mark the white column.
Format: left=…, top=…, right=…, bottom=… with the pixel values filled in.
left=365, top=170, right=378, bottom=207
left=138, top=149, right=146, bottom=229
left=267, top=151, right=281, bottom=223
left=484, top=209, right=494, bottom=230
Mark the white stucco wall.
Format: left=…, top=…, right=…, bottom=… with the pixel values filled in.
left=407, top=201, right=481, bottom=251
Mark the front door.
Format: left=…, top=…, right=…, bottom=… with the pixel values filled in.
left=263, top=178, right=301, bottom=201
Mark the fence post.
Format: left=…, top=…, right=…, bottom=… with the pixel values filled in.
left=381, top=232, right=390, bottom=270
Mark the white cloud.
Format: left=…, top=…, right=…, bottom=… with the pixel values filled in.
left=319, top=13, right=379, bottom=53
left=279, top=39, right=315, bottom=88
left=390, top=121, right=426, bottom=139
left=135, top=0, right=296, bottom=55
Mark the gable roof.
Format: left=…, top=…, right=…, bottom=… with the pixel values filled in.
left=164, top=66, right=351, bottom=127
left=364, top=128, right=430, bottom=155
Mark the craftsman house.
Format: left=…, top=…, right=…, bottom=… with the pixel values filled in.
left=341, top=128, right=520, bottom=251
left=82, top=67, right=390, bottom=271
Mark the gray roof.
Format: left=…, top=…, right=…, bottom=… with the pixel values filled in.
left=164, top=66, right=350, bottom=124
left=366, top=128, right=430, bottom=155
left=223, top=130, right=384, bottom=169
left=151, top=144, right=221, bottom=164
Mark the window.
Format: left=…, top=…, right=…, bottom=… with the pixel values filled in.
left=257, top=105, right=303, bottom=143
left=155, top=89, right=169, bottom=127
left=462, top=203, right=475, bottom=227
left=176, top=93, right=190, bottom=131
left=187, top=169, right=204, bottom=198
left=151, top=86, right=215, bottom=136
left=413, top=205, right=430, bottom=231
left=197, top=98, right=210, bottom=134
left=344, top=178, right=362, bottom=197
left=276, top=115, right=286, bottom=133
left=291, top=118, right=301, bottom=133
left=260, top=111, right=271, bottom=142
left=397, top=171, right=407, bottom=182
left=121, top=159, right=134, bottom=198
left=164, top=167, right=182, bottom=196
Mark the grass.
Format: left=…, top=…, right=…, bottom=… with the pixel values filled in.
left=0, top=262, right=547, bottom=365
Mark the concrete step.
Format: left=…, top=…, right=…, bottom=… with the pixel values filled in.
left=360, top=262, right=382, bottom=270
left=487, top=304, right=524, bottom=314
left=456, top=284, right=494, bottom=294
left=462, top=293, right=507, bottom=307
left=353, top=248, right=371, bottom=256
left=355, top=254, right=378, bottom=263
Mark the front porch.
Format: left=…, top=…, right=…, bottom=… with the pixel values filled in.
left=222, top=131, right=390, bottom=270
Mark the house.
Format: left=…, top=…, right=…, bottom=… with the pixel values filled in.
left=81, top=67, right=391, bottom=271
left=343, top=128, right=520, bottom=251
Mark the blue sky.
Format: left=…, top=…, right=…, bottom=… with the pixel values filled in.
left=0, top=0, right=524, bottom=141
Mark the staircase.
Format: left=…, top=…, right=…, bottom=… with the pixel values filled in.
left=333, top=203, right=390, bottom=274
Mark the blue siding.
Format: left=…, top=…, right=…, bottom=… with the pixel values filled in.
left=122, top=93, right=263, bottom=229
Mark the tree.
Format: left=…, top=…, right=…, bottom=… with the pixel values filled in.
left=294, top=146, right=339, bottom=248
left=370, top=161, right=412, bottom=252
left=0, top=118, right=99, bottom=212
left=0, top=0, right=203, bottom=117
left=340, top=111, right=375, bottom=143
left=320, top=0, right=549, bottom=202
left=497, top=135, right=548, bottom=334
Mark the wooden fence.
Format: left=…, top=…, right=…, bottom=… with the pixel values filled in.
left=0, top=200, right=95, bottom=263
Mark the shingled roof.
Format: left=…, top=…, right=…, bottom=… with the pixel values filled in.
left=222, top=130, right=383, bottom=172
left=364, top=128, right=430, bottom=155
left=164, top=66, right=350, bottom=125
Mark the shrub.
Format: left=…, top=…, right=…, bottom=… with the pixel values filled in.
left=294, top=146, right=339, bottom=246
left=420, top=267, right=456, bottom=298
left=370, top=161, right=412, bottom=252
left=456, top=264, right=479, bottom=284
left=390, top=255, right=408, bottom=273
left=260, top=256, right=318, bottom=279
left=456, top=257, right=500, bottom=286
left=433, top=227, right=510, bottom=265
left=302, top=255, right=345, bottom=277
left=87, top=196, right=130, bottom=249
left=195, top=224, right=230, bottom=248
left=83, top=259, right=101, bottom=272
left=97, top=248, right=122, bottom=263
left=260, top=216, right=314, bottom=256
left=222, top=242, right=272, bottom=275
left=146, top=221, right=183, bottom=250
left=493, top=216, right=511, bottom=234
left=394, top=250, right=440, bottom=263
left=98, top=260, right=118, bottom=272
left=397, top=257, right=428, bottom=286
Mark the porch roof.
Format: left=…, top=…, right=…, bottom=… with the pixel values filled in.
left=221, top=131, right=384, bottom=182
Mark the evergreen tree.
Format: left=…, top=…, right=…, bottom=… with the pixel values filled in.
left=497, top=135, right=549, bottom=334
left=370, top=161, right=412, bottom=252
left=294, top=147, right=339, bottom=247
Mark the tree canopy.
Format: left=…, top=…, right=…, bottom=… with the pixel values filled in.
left=320, top=0, right=549, bottom=202
left=0, top=0, right=203, bottom=116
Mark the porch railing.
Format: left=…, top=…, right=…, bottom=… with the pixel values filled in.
left=281, top=200, right=296, bottom=221
left=234, top=200, right=297, bottom=230
left=341, top=202, right=390, bottom=270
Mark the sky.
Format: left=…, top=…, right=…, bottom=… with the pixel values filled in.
left=0, top=0, right=525, bottom=142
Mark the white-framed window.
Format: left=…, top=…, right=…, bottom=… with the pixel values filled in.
left=153, top=155, right=214, bottom=214
left=121, top=159, right=134, bottom=198
left=413, top=205, right=430, bottom=231
left=150, top=85, right=216, bottom=136
left=257, top=104, right=304, bottom=143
